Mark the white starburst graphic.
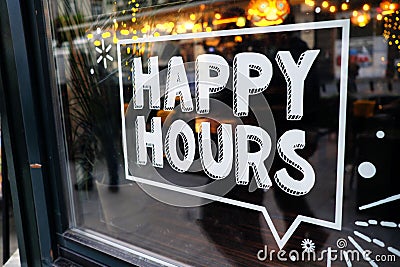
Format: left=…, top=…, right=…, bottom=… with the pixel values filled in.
left=96, top=39, right=113, bottom=69
left=301, top=238, right=316, bottom=253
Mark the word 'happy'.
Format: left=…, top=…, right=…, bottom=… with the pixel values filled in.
left=131, top=51, right=320, bottom=196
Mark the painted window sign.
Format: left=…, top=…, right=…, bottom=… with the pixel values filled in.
left=37, top=0, right=400, bottom=262
left=118, top=19, right=350, bottom=249
left=41, top=0, right=400, bottom=264
left=133, top=50, right=320, bottom=191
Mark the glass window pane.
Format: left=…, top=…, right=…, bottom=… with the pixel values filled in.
left=49, top=1, right=400, bottom=265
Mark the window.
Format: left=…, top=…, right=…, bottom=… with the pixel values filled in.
left=1, top=0, right=399, bottom=266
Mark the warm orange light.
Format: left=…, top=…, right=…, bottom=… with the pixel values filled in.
left=322, top=1, right=329, bottom=8
left=236, top=17, right=246, bottom=27
left=381, top=1, right=398, bottom=11
left=377, top=14, right=383, bottom=21
left=382, top=10, right=395, bottom=15
left=247, top=0, right=290, bottom=27
left=213, top=18, right=237, bottom=25
left=113, top=34, right=118, bottom=44
left=329, top=6, right=336, bottom=13
left=351, top=11, right=370, bottom=27
left=213, top=16, right=254, bottom=27
left=305, top=0, right=315, bottom=7
left=176, top=25, right=186, bottom=34
left=384, top=3, right=390, bottom=10
left=192, top=23, right=202, bottom=32
left=101, top=32, right=111, bottom=38
left=253, top=18, right=283, bottom=26
left=341, top=3, right=348, bottom=11
left=190, top=13, right=196, bottom=21
left=121, top=29, right=130, bottom=35
left=235, top=36, right=243, bottom=42
left=215, top=13, right=221, bottom=19
left=363, top=4, right=370, bottom=11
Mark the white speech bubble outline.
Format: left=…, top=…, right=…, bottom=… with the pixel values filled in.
left=117, top=19, right=350, bottom=250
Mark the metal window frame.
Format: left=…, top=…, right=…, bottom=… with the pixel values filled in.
left=0, top=0, right=54, bottom=265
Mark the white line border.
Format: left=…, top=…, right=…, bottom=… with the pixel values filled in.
left=117, top=19, right=350, bottom=250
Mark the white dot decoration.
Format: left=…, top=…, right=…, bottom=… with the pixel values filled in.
left=358, top=162, right=376, bottom=179
left=376, top=131, right=385, bottom=139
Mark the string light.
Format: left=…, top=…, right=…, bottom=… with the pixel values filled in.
left=101, top=32, right=111, bottom=38
left=363, top=4, right=370, bottom=12
left=383, top=10, right=400, bottom=50
left=305, top=0, right=315, bottom=7
left=235, top=36, right=243, bottom=42
left=381, top=1, right=399, bottom=15
left=236, top=17, right=246, bottom=27
left=351, top=10, right=371, bottom=27
left=120, top=29, right=129, bottom=35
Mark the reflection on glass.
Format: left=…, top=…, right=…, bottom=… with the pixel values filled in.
left=50, top=1, right=400, bottom=266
